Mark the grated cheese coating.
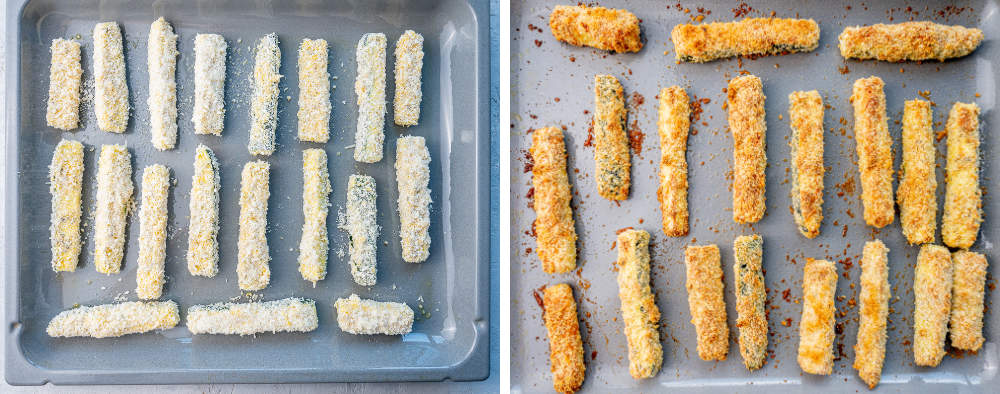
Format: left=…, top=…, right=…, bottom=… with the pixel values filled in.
left=395, top=136, right=432, bottom=263
left=657, top=86, right=690, bottom=237
left=941, top=102, right=981, bottom=249
left=344, top=174, right=379, bottom=286
left=733, top=235, right=767, bottom=370
left=728, top=75, right=767, bottom=223
left=949, top=251, right=987, bottom=351
left=543, top=283, right=586, bottom=393
left=93, top=22, right=129, bottom=133
left=797, top=258, right=837, bottom=375
left=788, top=90, right=824, bottom=238
left=684, top=244, right=729, bottom=361
left=237, top=161, right=271, bottom=290
left=187, top=298, right=318, bottom=335
left=248, top=33, right=282, bottom=156
left=853, top=240, right=890, bottom=389
left=531, top=127, right=577, bottom=273
left=913, top=245, right=953, bottom=367
left=49, top=139, right=84, bottom=272
left=354, top=33, right=387, bottom=163
left=187, top=145, right=220, bottom=277
left=335, top=294, right=414, bottom=335
left=393, top=30, right=424, bottom=126
left=839, top=22, right=984, bottom=62
left=851, top=76, right=894, bottom=228
left=94, top=144, right=133, bottom=275
left=136, top=164, right=170, bottom=300
left=297, top=38, right=331, bottom=142
left=45, top=39, right=83, bottom=130
left=298, top=149, right=331, bottom=284
left=47, top=301, right=179, bottom=338
left=548, top=5, right=642, bottom=53
left=672, top=18, right=819, bottom=62
left=616, top=229, right=662, bottom=379
left=147, top=17, right=179, bottom=150
left=192, top=33, right=227, bottom=136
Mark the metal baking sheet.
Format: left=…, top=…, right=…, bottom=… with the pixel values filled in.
left=511, top=0, right=998, bottom=391
left=5, top=0, right=491, bottom=385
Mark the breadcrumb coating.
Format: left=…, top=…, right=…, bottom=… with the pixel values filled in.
left=543, top=283, right=586, bottom=393
left=672, top=18, right=819, bottom=62
left=47, top=301, right=179, bottom=338
left=733, top=235, right=767, bottom=370
left=334, top=294, right=414, bottom=335
left=549, top=5, right=642, bottom=53
left=853, top=240, right=890, bottom=389
left=45, top=39, right=82, bottom=130
left=897, top=99, right=937, bottom=245
left=684, top=244, right=729, bottom=361
left=92, top=22, right=129, bottom=133
left=851, top=76, right=894, bottom=228
left=136, top=164, right=170, bottom=300
left=93, top=144, right=133, bottom=275
left=788, top=90, right=825, bottom=238
left=798, top=258, right=837, bottom=375
left=839, top=21, right=983, bottom=62
left=941, top=102, right=981, bottom=249
left=594, top=75, right=630, bottom=200
left=657, top=86, right=690, bottom=237
left=949, top=251, right=987, bottom=351
left=531, top=127, right=577, bottom=274
left=913, top=245, right=952, bottom=367
left=188, top=298, right=318, bottom=335
left=187, top=145, right=221, bottom=277
left=616, top=229, right=662, bottom=379
left=192, top=34, right=227, bottom=136
left=298, top=149, right=331, bottom=284
left=728, top=75, right=766, bottom=223
left=237, top=161, right=271, bottom=291
left=393, top=30, right=424, bottom=126
left=297, top=38, right=331, bottom=143
left=395, top=136, right=432, bottom=263
left=49, top=139, right=84, bottom=272
left=147, top=17, right=179, bottom=150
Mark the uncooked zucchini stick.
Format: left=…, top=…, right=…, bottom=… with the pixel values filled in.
left=548, top=5, right=642, bottom=53
left=297, top=38, right=331, bottom=143
left=728, top=75, right=767, bottom=223
left=147, top=17, right=179, bottom=150
left=684, top=244, right=729, bottom=361
left=542, top=283, right=586, bottom=393
left=733, top=235, right=767, bottom=370
left=248, top=33, right=281, bottom=156
left=615, top=229, right=662, bottom=379
left=94, top=144, right=133, bottom=275
left=298, top=149, right=331, bottom=284
left=237, top=161, right=271, bottom=291
left=187, top=145, right=221, bottom=277
left=797, top=258, right=837, bottom=375
left=136, top=165, right=170, bottom=300
left=334, top=294, right=414, bottom=335
left=898, top=99, right=937, bottom=245
left=93, top=22, right=129, bottom=133
left=192, top=33, right=226, bottom=136
left=950, top=251, right=987, bottom=351
left=47, top=301, right=179, bottom=338
left=531, top=127, right=577, bottom=274
left=788, top=91, right=824, bottom=238
left=45, top=39, right=83, bottom=130
left=838, top=22, right=984, bottom=62
left=187, top=298, right=318, bottom=335
left=851, top=76, right=894, bottom=228
left=913, top=245, right=953, bottom=367
left=853, top=240, right=890, bottom=389
left=344, top=174, right=379, bottom=286
left=672, top=18, right=820, bottom=63
left=394, top=30, right=424, bottom=126
left=657, top=86, right=690, bottom=237
left=942, top=102, right=982, bottom=249
left=354, top=33, right=387, bottom=163
left=49, top=139, right=84, bottom=272
left=395, top=136, right=432, bottom=263
left=594, top=74, right=630, bottom=201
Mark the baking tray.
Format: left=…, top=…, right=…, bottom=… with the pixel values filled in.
left=5, top=0, right=491, bottom=385
left=511, top=0, right=998, bottom=392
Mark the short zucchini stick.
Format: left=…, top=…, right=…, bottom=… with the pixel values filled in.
left=248, top=33, right=281, bottom=156
left=594, top=74, right=630, bottom=200
left=913, top=245, right=953, bottom=367
left=187, top=298, right=318, bottom=335
left=298, top=149, right=331, bottom=284
left=733, top=235, right=767, bottom=370
left=788, top=90, right=825, bottom=238
left=728, top=75, right=767, bottom=223
left=657, top=86, right=690, bottom=237
left=93, top=22, right=129, bottom=133
left=94, top=144, right=133, bottom=275
left=853, top=240, right=890, bottom=389
left=941, top=102, right=982, bottom=249
left=147, top=17, right=179, bottom=150
left=45, top=39, right=83, bottom=130
left=395, top=136, right=432, bottom=263
left=354, top=33, right=387, bottom=163
left=548, top=5, right=642, bottom=53
left=237, top=161, right=271, bottom=291
left=192, top=33, right=226, bottom=136
left=616, top=229, right=662, bottom=379
left=897, top=99, right=937, bottom=245
left=47, top=301, right=179, bottom=338
left=684, top=244, right=729, bottom=361
left=542, top=283, right=586, bottom=393
left=851, top=76, right=894, bottom=228
left=531, top=127, right=577, bottom=273
left=393, top=30, right=424, bottom=126
left=334, top=294, right=414, bottom=335
left=672, top=18, right=820, bottom=62
left=344, top=174, right=379, bottom=286
left=49, top=139, right=84, bottom=272
left=187, top=145, right=221, bottom=277
left=838, top=22, right=984, bottom=62
left=798, top=258, right=837, bottom=375
left=949, top=251, right=987, bottom=351
left=297, top=38, right=331, bottom=143
left=136, top=165, right=170, bottom=300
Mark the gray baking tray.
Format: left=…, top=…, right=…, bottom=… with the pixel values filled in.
left=511, top=0, right=998, bottom=392
left=5, top=0, right=491, bottom=385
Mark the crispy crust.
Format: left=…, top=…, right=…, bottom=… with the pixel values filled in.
left=851, top=76, right=894, bottom=228
left=788, top=90, right=825, bottom=238
left=672, top=18, right=819, bottom=62
left=941, top=102, right=981, bottom=249
left=728, top=75, right=767, bottom=223
left=684, top=245, right=729, bottom=361
left=548, top=5, right=642, bottom=53
left=949, top=251, right=987, bottom=351
left=853, top=240, right=890, bottom=389
left=616, top=230, right=663, bottom=379
left=531, top=127, right=578, bottom=274
left=797, top=258, right=837, bottom=375
left=913, top=245, right=953, bottom=367
left=543, top=283, right=586, bottom=393
left=733, top=235, right=767, bottom=370
left=594, top=75, right=630, bottom=200
left=898, top=99, right=937, bottom=245
left=657, top=86, right=690, bottom=236
left=839, top=22, right=983, bottom=62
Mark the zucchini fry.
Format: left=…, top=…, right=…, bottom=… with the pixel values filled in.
left=93, top=144, right=133, bottom=275
left=797, top=258, right=837, bottom=375
left=237, top=161, right=271, bottom=291
left=192, top=34, right=227, bottom=136
left=839, top=22, right=983, bottom=62
left=949, top=251, right=987, bottom=351
left=941, top=102, right=981, bottom=249
left=656, top=86, right=690, bottom=236
left=136, top=164, right=170, bottom=300
left=354, top=33, right=387, bottom=163
left=672, top=18, right=820, bottom=62
left=913, top=245, right=953, bottom=367
left=897, top=99, right=937, bottom=245
left=851, top=76, right=894, bottom=228
left=49, top=139, right=84, bottom=272
left=93, top=22, right=129, bottom=133
left=147, top=17, right=179, bottom=150
left=45, top=39, right=83, bottom=130
left=548, top=5, right=642, bottom=53
left=853, top=240, right=890, bottom=389
left=543, top=283, right=586, bottom=393
left=733, top=235, right=767, bottom=370
left=616, top=229, right=662, bottom=378
left=531, top=127, right=577, bottom=274
left=788, top=90, right=825, bottom=238
left=594, top=74, right=630, bottom=200
left=334, top=294, right=414, bottom=335
left=728, top=75, right=767, bottom=223
left=684, top=244, right=729, bottom=361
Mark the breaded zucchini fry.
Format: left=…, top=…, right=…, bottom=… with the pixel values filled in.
left=344, top=174, right=379, bottom=286
left=548, top=5, right=642, bottom=53
left=797, top=258, right=837, bottom=375
left=788, top=90, right=825, bottom=238
left=684, top=244, right=729, bottom=361
left=187, top=298, right=318, bottom=335
left=728, top=75, right=767, bottom=223
left=897, top=99, right=937, bottom=245
left=941, top=102, right=981, bottom=249
left=354, top=33, right=387, bottom=163
left=657, top=86, right=690, bottom=237
left=47, top=301, right=179, bottom=338
left=616, top=229, right=662, bottom=379
left=851, top=76, right=894, bottom=228
left=248, top=33, right=281, bottom=156
left=393, top=30, right=424, bottom=126
left=94, top=144, right=133, bottom=275
left=839, top=22, right=984, bottom=62
left=237, top=161, right=271, bottom=291
left=136, top=164, right=170, bottom=300
left=92, top=22, right=129, bottom=133
left=531, top=127, right=577, bottom=274
left=853, top=240, right=890, bottom=389
left=187, top=145, right=221, bottom=277
left=543, top=283, right=586, bottom=393
left=46, top=39, right=83, bottom=130
left=49, top=139, right=84, bottom=272
left=672, top=18, right=819, bottom=62
left=949, top=251, right=987, bottom=351
left=192, top=34, right=227, bottom=136
left=147, top=17, right=179, bottom=150
left=594, top=75, right=630, bottom=200
left=297, top=38, right=331, bottom=143
left=334, top=294, right=414, bottom=335
left=395, top=136, right=432, bottom=263
left=298, top=149, right=331, bottom=284
left=733, top=235, right=767, bottom=370
left=913, top=245, right=953, bottom=367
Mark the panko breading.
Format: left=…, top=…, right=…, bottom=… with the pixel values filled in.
left=531, top=127, right=578, bottom=274
left=395, top=136, right=432, bottom=263
left=188, top=298, right=318, bottom=335
left=941, top=102, right=981, bottom=249
left=93, top=144, right=133, bottom=275
left=543, top=283, right=586, bottom=393
left=46, top=39, right=83, bottom=130
left=728, top=75, right=767, bottom=223
left=839, top=22, right=983, bottom=62
left=672, top=18, right=819, bottom=62
left=49, top=139, right=84, bottom=272
left=733, top=235, right=767, bottom=370
left=913, top=245, right=953, bottom=367
left=147, top=18, right=179, bottom=150
left=594, top=75, right=630, bottom=200
left=334, top=294, right=413, bottom=335
left=684, top=244, right=729, bottom=361
left=656, top=86, right=690, bottom=237
left=788, top=90, right=825, bottom=238
left=92, top=22, right=129, bottom=133
left=616, top=229, right=662, bottom=379
left=798, top=258, right=837, bottom=375
left=851, top=76, right=894, bottom=228
left=949, top=251, right=987, bottom=351
left=47, top=301, right=179, bottom=338
left=136, top=164, right=170, bottom=300
left=853, top=240, right=890, bottom=389
left=548, top=5, right=642, bottom=53
left=897, top=99, right=937, bottom=245
left=237, top=161, right=271, bottom=291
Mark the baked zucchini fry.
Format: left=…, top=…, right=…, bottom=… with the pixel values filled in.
left=49, top=139, right=84, bottom=272
left=684, top=244, right=729, bottom=361
left=728, top=75, right=767, bottom=223
left=344, top=174, right=379, bottom=286
left=657, top=86, right=690, bottom=237
left=248, top=33, right=281, bottom=156
left=594, top=74, right=630, bottom=200
left=941, top=102, right=982, bottom=249
left=147, top=17, right=179, bottom=150
left=136, top=164, right=170, bottom=300
left=913, top=245, right=953, bottom=367
left=334, top=294, right=414, bottom=335
left=733, top=235, right=767, bottom=370
left=393, top=30, right=424, bottom=126
left=949, top=251, right=987, bottom=351
left=838, top=22, right=984, bottom=62
left=616, top=229, right=663, bottom=379
left=47, top=301, right=179, bottom=338
left=548, top=5, right=642, bottom=53
left=187, top=145, right=221, bottom=277
left=898, top=99, right=937, bottom=245
left=94, top=144, right=133, bottom=275
left=187, top=298, right=318, bottom=335
left=297, top=38, right=331, bottom=143
left=672, top=18, right=820, bottom=62
left=354, top=33, right=387, bottom=163
left=45, top=39, right=83, bottom=130
left=395, top=136, right=432, bottom=263
left=542, top=283, right=586, bottom=393
left=851, top=76, right=894, bottom=228
left=853, top=240, right=890, bottom=389
left=797, top=258, right=837, bottom=375
left=788, top=90, right=825, bottom=238
left=298, top=149, right=331, bottom=284
left=92, top=22, right=129, bottom=133
left=531, top=127, right=578, bottom=274
left=237, top=161, right=271, bottom=291
left=192, top=33, right=227, bottom=136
